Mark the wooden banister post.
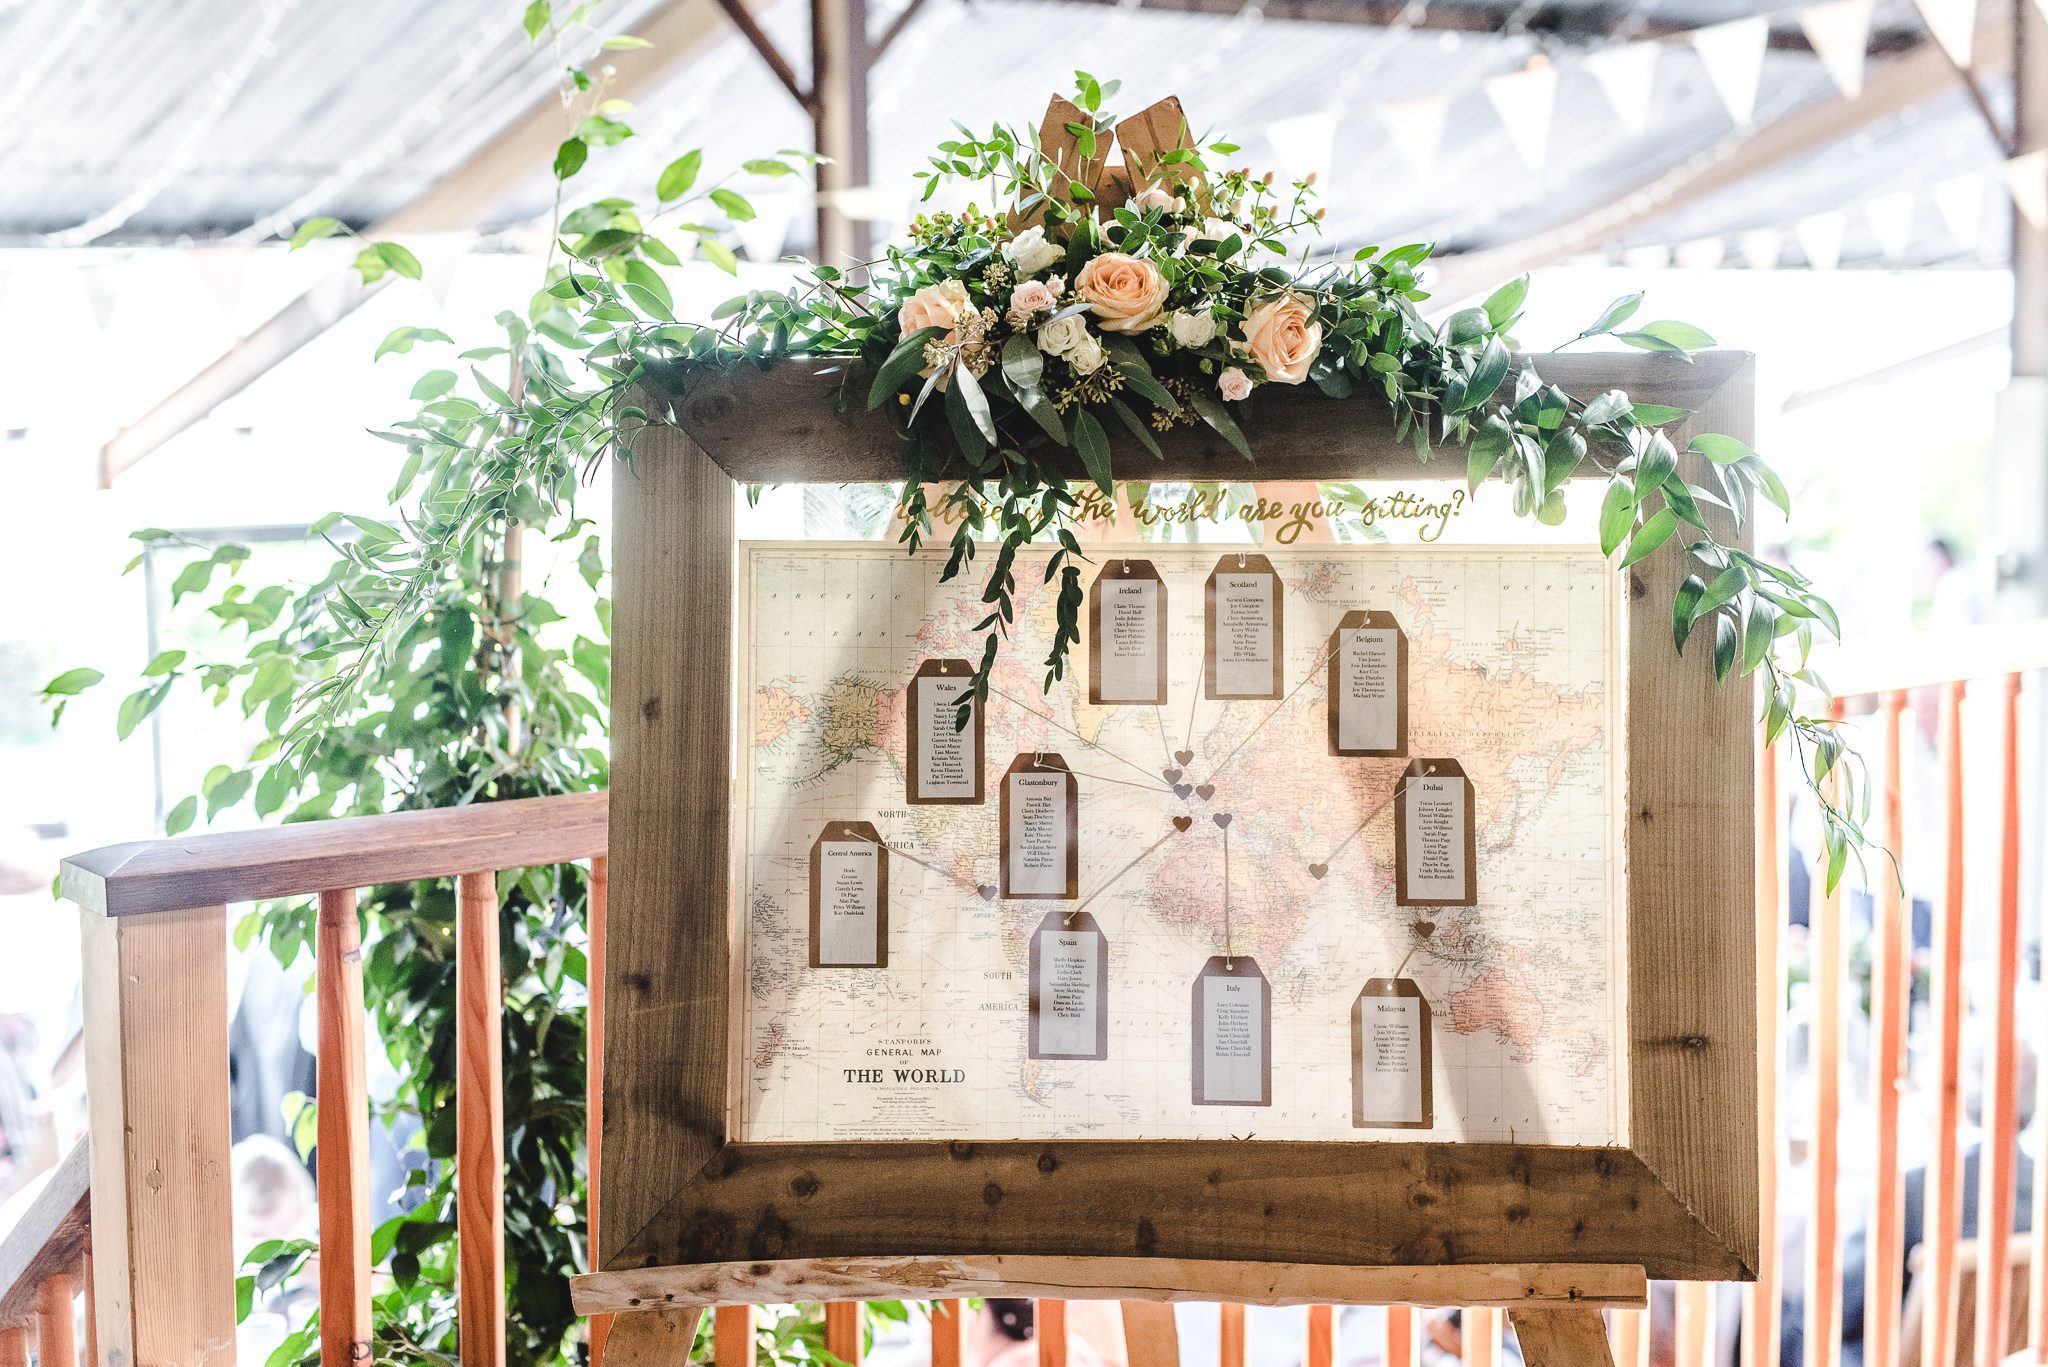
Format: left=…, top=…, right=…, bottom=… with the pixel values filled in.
left=0, top=1324, right=27, bottom=1367
left=79, top=903, right=234, bottom=1365
left=316, top=888, right=372, bottom=1365
left=36, top=1273, right=77, bottom=1367
left=588, top=856, right=612, bottom=1367
left=457, top=871, right=507, bottom=1367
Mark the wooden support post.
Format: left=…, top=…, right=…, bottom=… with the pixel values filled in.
left=1218, top=1303, right=1245, bottom=1367
left=1118, top=1301, right=1178, bottom=1367
left=811, top=0, right=872, bottom=267
left=82, top=1249, right=96, bottom=1367
left=79, top=904, right=235, bottom=1366
left=1865, top=693, right=1908, bottom=1367
left=1808, top=700, right=1847, bottom=1367
left=1465, top=1307, right=1500, bottom=1367
left=1385, top=1305, right=1417, bottom=1367
left=1509, top=1308, right=1618, bottom=1367
left=931, top=1301, right=968, bottom=1367
left=1928, top=684, right=1965, bottom=1366
left=1035, top=1300, right=1067, bottom=1367
left=1609, top=1307, right=1643, bottom=1367
left=1744, top=735, right=1782, bottom=1367
left=36, top=1274, right=77, bottom=1367
left=1674, top=1283, right=1713, bottom=1367
left=1978, top=673, right=2026, bottom=1367
left=317, top=888, right=372, bottom=1366
left=0, top=1325, right=25, bottom=1367
left=825, top=1302, right=862, bottom=1367
left=1304, top=1305, right=1333, bottom=1367
left=589, top=856, right=612, bottom=1367
left=713, top=1305, right=753, bottom=1367
left=457, top=870, right=507, bottom=1367
left=605, top=1306, right=704, bottom=1367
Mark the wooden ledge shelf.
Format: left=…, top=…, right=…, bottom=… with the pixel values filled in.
left=570, top=1255, right=1648, bottom=1314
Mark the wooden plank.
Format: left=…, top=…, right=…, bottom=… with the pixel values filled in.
left=1117, top=1301, right=1178, bottom=1367
left=82, top=1247, right=96, bottom=1367
left=1744, top=736, right=1783, bottom=1367
left=78, top=903, right=235, bottom=1367
left=825, top=1302, right=862, bottom=1367
left=1465, top=1307, right=1499, bottom=1367
left=1508, top=1308, right=1617, bottom=1367
left=457, top=871, right=506, bottom=1367
left=36, top=1273, right=76, bottom=1367
left=316, top=888, right=372, bottom=1367
left=1865, top=695, right=1908, bottom=1367
left=1218, top=1303, right=1245, bottom=1367
left=712, top=1305, right=753, bottom=1367
left=1807, top=703, right=1846, bottom=1367
left=1304, top=1305, right=1332, bottom=1367
left=589, top=857, right=613, bottom=1367
left=600, top=423, right=735, bottom=1269
left=1037, top=1299, right=1067, bottom=1367
left=575, top=1258, right=1648, bottom=1314
left=1977, top=673, right=2026, bottom=1367
left=61, top=791, right=607, bottom=917
left=1929, top=680, right=1965, bottom=1367
left=652, top=353, right=1750, bottom=487
left=605, top=1306, right=705, bottom=1367
left=0, top=1142, right=89, bottom=1327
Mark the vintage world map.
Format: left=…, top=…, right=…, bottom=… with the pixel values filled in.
left=735, top=540, right=1628, bottom=1145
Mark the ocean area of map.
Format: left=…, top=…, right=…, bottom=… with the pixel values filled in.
left=736, top=541, right=1629, bottom=1145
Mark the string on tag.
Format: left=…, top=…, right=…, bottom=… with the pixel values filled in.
left=1222, top=820, right=1234, bottom=970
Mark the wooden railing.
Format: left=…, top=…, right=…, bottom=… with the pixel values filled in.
left=10, top=619, right=2046, bottom=1366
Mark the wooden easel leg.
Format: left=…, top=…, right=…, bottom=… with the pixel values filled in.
left=1507, top=1308, right=1618, bottom=1367
left=602, top=1306, right=704, bottom=1366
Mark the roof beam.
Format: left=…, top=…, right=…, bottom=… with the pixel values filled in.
left=1428, top=24, right=2013, bottom=300
left=100, top=0, right=730, bottom=486
left=1042, top=0, right=1919, bottom=55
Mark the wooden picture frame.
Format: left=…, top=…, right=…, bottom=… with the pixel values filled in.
left=577, top=352, right=1758, bottom=1316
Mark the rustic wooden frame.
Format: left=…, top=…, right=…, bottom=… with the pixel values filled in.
left=579, top=351, right=1758, bottom=1313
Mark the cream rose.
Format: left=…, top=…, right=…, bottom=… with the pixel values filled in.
left=1218, top=367, right=1254, bottom=402
left=1036, top=312, right=1089, bottom=357
left=1075, top=252, right=1168, bottom=333
left=1068, top=333, right=1107, bottom=376
left=1131, top=184, right=1184, bottom=214
left=1002, top=225, right=1063, bottom=276
left=1241, top=291, right=1323, bottom=385
left=899, top=278, right=972, bottom=344
left=1169, top=308, right=1216, bottom=349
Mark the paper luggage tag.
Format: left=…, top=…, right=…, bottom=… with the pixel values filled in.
left=1352, top=976, right=1433, bottom=1128
left=1029, top=908, right=1109, bottom=1060
left=1088, top=559, right=1168, bottom=706
left=1000, top=752, right=1079, bottom=899
left=809, top=820, right=888, bottom=967
left=1395, top=759, right=1477, bottom=907
left=906, top=658, right=984, bottom=805
left=1190, top=955, right=1271, bottom=1106
left=1327, top=610, right=1408, bottom=757
left=1204, top=553, right=1284, bottom=700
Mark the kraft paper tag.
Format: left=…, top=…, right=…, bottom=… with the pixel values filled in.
left=809, top=820, right=888, bottom=967
left=1088, top=559, right=1167, bottom=706
left=1395, top=759, right=1477, bottom=907
left=1327, top=610, right=1408, bottom=757
left=1029, top=908, right=1108, bottom=1060
left=1190, top=955, right=1271, bottom=1106
left=1352, top=976, right=1432, bottom=1129
left=1000, top=752, right=1079, bottom=899
left=906, top=658, right=984, bottom=804
left=1204, top=553, right=1284, bottom=700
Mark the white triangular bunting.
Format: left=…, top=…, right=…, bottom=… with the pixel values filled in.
left=1739, top=226, right=1785, bottom=269
left=1584, top=41, right=1661, bottom=137
left=186, top=245, right=252, bottom=330
left=1674, top=237, right=1728, bottom=269
left=1799, top=0, right=1874, bottom=99
left=1377, top=95, right=1449, bottom=176
left=738, top=192, right=801, bottom=262
left=2003, top=149, right=2048, bottom=229
left=1486, top=59, right=1560, bottom=171
left=1693, top=17, right=1771, bottom=126
left=1912, top=0, right=1977, bottom=67
left=1932, top=172, right=1986, bottom=251
left=1863, top=190, right=1917, bottom=259
left=1795, top=211, right=1845, bottom=269
left=1265, top=109, right=1340, bottom=189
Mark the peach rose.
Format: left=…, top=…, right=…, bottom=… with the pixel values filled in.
left=1241, top=291, right=1323, bottom=385
left=1075, top=252, right=1168, bottom=333
left=1218, top=367, right=1253, bottom=402
left=899, top=278, right=973, bottom=344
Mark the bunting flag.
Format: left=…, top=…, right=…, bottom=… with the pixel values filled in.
left=1798, top=0, right=1874, bottom=99
left=1485, top=58, right=1560, bottom=171
left=1377, top=95, right=1449, bottom=176
left=1795, top=211, right=1846, bottom=269
left=1584, top=41, right=1662, bottom=136
left=1912, top=0, right=1977, bottom=67
left=738, top=192, right=802, bottom=263
left=2004, top=148, right=2048, bottom=229
left=1931, top=172, right=1986, bottom=251
left=1693, top=16, right=1771, bottom=126
left=187, top=245, right=252, bottom=330
left=1674, top=237, right=1728, bottom=269
left=1739, top=226, right=1786, bottom=269
left=1862, top=190, right=1917, bottom=259
left=1265, top=109, right=1341, bottom=189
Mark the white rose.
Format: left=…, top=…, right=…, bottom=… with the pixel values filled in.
left=1036, top=312, right=1089, bottom=357
left=1068, top=333, right=1107, bottom=376
left=1003, top=225, right=1063, bottom=276
left=1132, top=185, right=1184, bottom=214
left=1169, top=308, right=1216, bottom=349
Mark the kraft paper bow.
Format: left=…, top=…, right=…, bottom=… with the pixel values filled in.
left=1008, top=94, right=1202, bottom=232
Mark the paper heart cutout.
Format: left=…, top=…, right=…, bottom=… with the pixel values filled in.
left=1411, top=919, right=1436, bottom=938
left=1163, top=767, right=1183, bottom=784
left=1308, top=862, right=1329, bottom=880
left=1196, top=783, right=1217, bottom=801
left=1213, top=813, right=1233, bottom=829
left=1173, top=783, right=1193, bottom=799
left=1175, top=749, right=1194, bottom=765
left=977, top=885, right=999, bottom=902
left=1172, top=815, right=1193, bottom=832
